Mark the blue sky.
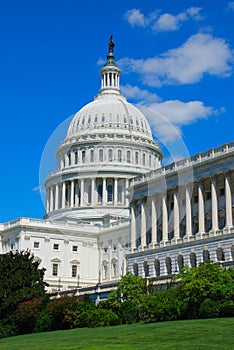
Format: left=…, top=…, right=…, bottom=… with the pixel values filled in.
left=0, top=0, right=233, bottom=222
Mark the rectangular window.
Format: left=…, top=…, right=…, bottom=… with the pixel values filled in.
left=219, top=188, right=225, bottom=196
left=53, top=243, right=59, bottom=250
left=194, top=195, right=198, bottom=203
left=72, top=245, right=78, bottom=252
left=34, top=242, right=40, bottom=249
left=72, top=265, right=77, bottom=278
left=206, top=191, right=211, bottom=200
left=52, top=263, right=58, bottom=276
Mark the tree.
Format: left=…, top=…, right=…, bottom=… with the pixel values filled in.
left=0, top=250, right=48, bottom=325
left=173, top=261, right=234, bottom=319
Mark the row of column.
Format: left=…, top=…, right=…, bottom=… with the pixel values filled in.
left=46, top=177, right=129, bottom=213
left=131, top=173, right=233, bottom=249
left=101, top=72, right=120, bottom=89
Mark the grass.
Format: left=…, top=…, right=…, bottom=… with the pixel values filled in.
left=0, top=318, right=233, bottom=350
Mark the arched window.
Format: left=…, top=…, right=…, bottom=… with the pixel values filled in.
left=82, top=117, right=85, bottom=125
left=117, top=184, right=122, bottom=202
left=118, top=150, right=122, bottom=162
left=68, top=153, right=71, bottom=166
left=135, top=152, right=139, bottom=164
left=216, top=247, right=225, bottom=262
left=154, top=259, right=160, bottom=277
left=143, top=153, right=146, bottom=166
left=90, top=149, right=94, bottom=163
left=177, top=255, right=184, bottom=271
left=107, top=184, right=113, bottom=202
left=94, top=115, right=98, bottom=123
left=166, top=257, right=172, bottom=275
left=112, top=259, right=117, bottom=278
left=123, top=116, right=127, bottom=123
left=99, top=149, right=103, bottom=162
left=108, top=149, right=113, bottom=162
left=82, top=150, right=85, bottom=163
left=190, top=252, right=197, bottom=268
left=102, top=115, right=105, bottom=122
left=98, top=184, right=103, bottom=203
left=88, top=116, right=91, bottom=123
left=144, top=261, right=150, bottom=277
left=74, top=151, right=78, bottom=164
left=133, top=263, right=138, bottom=276
left=127, top=150, right=131, bottom=163
left=203, top=250, right=210, bottom=262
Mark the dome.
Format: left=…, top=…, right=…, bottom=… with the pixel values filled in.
left=67, top=93, right=152, bottom=140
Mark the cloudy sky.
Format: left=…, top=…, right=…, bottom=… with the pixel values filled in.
left=0, top=0, right=233, bottom=221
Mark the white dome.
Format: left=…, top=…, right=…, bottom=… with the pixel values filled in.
left=66, top=93, right=152, bottom=140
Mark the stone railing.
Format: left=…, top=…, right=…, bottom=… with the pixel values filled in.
left=130, top=142, right=234, bottom=186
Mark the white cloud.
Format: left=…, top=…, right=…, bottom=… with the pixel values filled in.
left=227, top=2, right=234, bottom=11
left=118, top=33, right=233, bottom=87
left=122, top=85, right=223, bottom=142
left=124, top=9, right=146, bottom=27
left=124, top=7, right=203, bottom=32
left=121, top=84, right=161, bottom=102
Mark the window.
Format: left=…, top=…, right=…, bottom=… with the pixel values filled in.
left=74, top=151, right=78, bottom=164
left=98, top=184, right=103, bottom=202
left=206, top=191, right=211, bottom=200
left=149, top=155, right=152, bottom=167
left=10, top=244, right=14, bottom=250
left=135, top=152, right=139, bottom=164
left=34, top=242, right=40, bottom=249
left=123, top=117, right=127, bottom=123
left=104, top=247, right=108, bottom=253
left=219, top=188, right=225, bottom=196
left=94, top=115, right=98, bottom=123
left=117, top=184, right=122, bottom=202
left=68, top=153, right=71, bottom=166
left=107, top=184, right=113, bottom=202
left=130, top=118, right=133, bottom=124
left=88, top=185, right=91, bottom=204
left=72, top=245, right=78, bottom=252
left=82, top=117, right=85, bottom=125
left=108, top=149, right=113, bottom=162
left=143, top=153, right=146, bottom=166
left=52, top=263, right=58, bottom=276
left=88, top=116, right=91, bottom=123
left=194, top=195, right=198, bottom=203
left=53, top=244, right=59, bottom=250
left=90, top=149, right=94, bottom=163
left=102, top=115, right=105, bottom=122
left=99, top=149, right=103, bottom=162
left=118, top=150, right=122, bottom=162
left=127, top=150, right=130, bottom=163
left=82, top=150, right=85, bottom=163
left=72, top=265, right=77, bottom=277
left=170, top=202, right=174, bottom=210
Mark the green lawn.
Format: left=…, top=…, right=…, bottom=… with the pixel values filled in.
left=0, top=318, right=233, bottom=350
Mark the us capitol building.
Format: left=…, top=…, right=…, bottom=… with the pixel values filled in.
left=1, top=39, right=234, bottom=293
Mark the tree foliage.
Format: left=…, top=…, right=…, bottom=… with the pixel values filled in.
left=0, top=250, right=48, bottom=324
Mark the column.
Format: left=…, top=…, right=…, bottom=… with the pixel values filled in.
left=55, top=183, right=59, bottom=210
left=225, top=173, right=233, bottom=227
left=70, top=180, right=75, bottom=208
left=91, top=178, right=96, bottom=205
left=80, top=178, right=84, bottom=207
left=131, top=206, right=136, bottom=250
left=151, top=196, right=157, bottom=245
left=173, top=189, right=180, bottom=239
left=114, top=178, right=118, bottom=205
left=102, top=178, right=107, bottom=205
left=140, top=201, right=146, bottom=247
left=185, top=184, right=192, bottom=237
left=46, top=189, right=49, bottom=213
left=50, top=186, right=54, bottom=212
left=211, top=177, right=218, bottom=231
left=198, top=181, right=205, bottom=234
left=62, top=182, right=66, bottom=208
left=125, top=178, right=129, bottom=206
left=162, top=193, right=168, bottom=242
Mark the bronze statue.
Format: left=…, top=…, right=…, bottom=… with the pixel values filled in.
left=108, top=35, right=115, bottom=53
